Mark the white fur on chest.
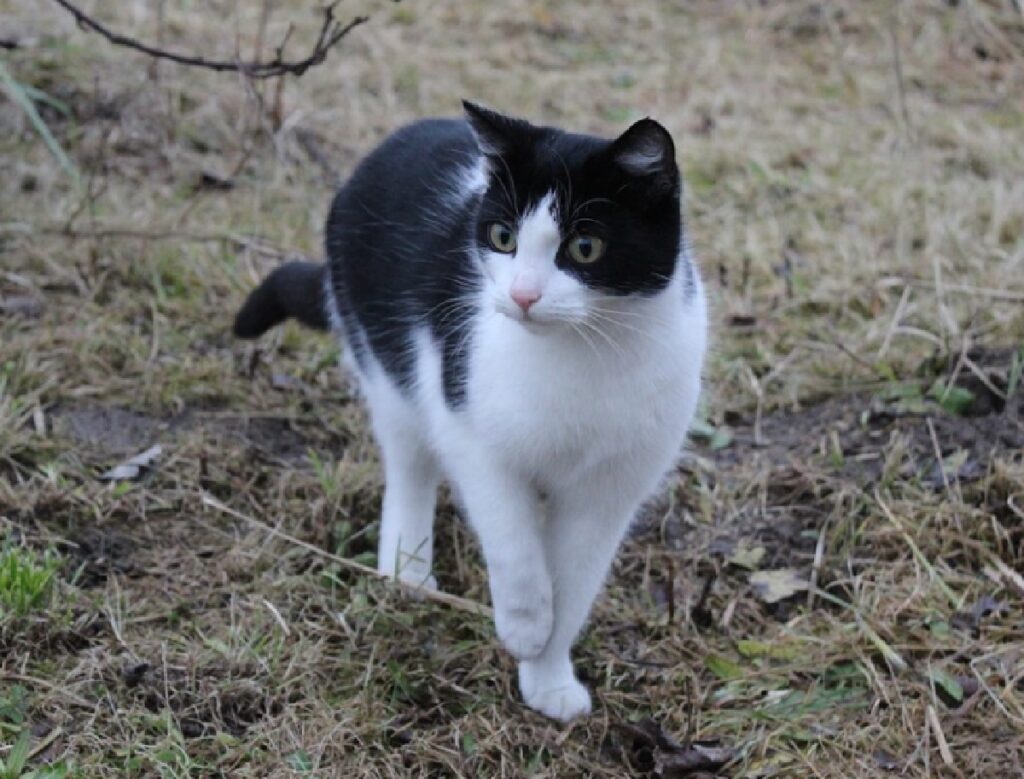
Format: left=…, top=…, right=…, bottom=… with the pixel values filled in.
left=458, top=278, right=705, bottom=484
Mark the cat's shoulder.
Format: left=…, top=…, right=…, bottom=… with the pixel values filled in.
left=372, top=117, right=475, bottom=156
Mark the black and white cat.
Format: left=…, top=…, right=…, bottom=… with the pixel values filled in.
left=234, top=102, right=707, bottom=721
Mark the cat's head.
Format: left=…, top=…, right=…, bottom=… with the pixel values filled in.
left=464, top=101, right=684, bottom=330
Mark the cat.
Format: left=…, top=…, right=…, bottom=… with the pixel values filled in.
left=233, top=102, right=707, bottom=721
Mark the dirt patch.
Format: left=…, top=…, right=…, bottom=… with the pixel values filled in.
left=622, top=348, right=1024, bottom=631
left=63, top=526, right=140, bottom=588
left=716, top=348, right=1024, bottom=491
left=51, top=404, right=351, bottom=466
left=52, top=406, right=166, bottom=458
left=189, top=412, right=331, bottom=463
left=111, top=659, right=280, bottom=738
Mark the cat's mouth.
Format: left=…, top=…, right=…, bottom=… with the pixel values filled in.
left=517, top=316, right=552, bottom=333
left=496, top=302, right=556, bottom=330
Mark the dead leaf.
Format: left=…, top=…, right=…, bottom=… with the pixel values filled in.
left=656, top=742, right=739, bottom=778
left=749, top=569, right=808, bottom=604
left=613, top=719, right=738, bottom=777
left=100, top=444, right=162, bottom=481
left=728, top=539, right=766, bottom=570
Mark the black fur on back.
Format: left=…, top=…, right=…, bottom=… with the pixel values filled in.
left=325, top=118, right=483, bottom=406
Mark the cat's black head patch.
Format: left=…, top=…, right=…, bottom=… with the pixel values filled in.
left=464, top=101, right=683, bottom=296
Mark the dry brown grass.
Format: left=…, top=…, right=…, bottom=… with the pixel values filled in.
left=2, top=0, right=1023, bottom=776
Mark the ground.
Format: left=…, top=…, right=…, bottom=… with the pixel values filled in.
left=1, top=0, right=1023, bottom=776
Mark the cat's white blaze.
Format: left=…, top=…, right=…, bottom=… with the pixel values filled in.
left=359, top=247, right=707, bottom=721
left=486, top=191, right=593, bottom=325
left=507, top=192, right=559, bottom=312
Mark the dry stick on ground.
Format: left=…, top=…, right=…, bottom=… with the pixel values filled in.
left=200, top=493, right=493, bottom=617
left=2, top=222, right=303, bottom=260
left=50, top=0, right=368, bottom=79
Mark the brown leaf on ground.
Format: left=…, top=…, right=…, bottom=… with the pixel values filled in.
left=613, top=719, right=738, bottom=777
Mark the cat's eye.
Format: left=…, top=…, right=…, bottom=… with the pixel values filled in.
left=566, top=235, right=605, bottom=264
left=487, top=223, right=517, bottom=254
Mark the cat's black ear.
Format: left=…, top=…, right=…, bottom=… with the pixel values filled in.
left=610, top=118, right=678, bottom=196
left=463, top=100, right=532, bottom=158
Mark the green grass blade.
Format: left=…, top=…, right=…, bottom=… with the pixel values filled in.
left=0, top=60, right=79, bottom=182
left=2, top=729, right=32, bottom=777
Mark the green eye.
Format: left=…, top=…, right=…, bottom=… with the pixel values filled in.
left=567, top=235, right=605, bottom=264
left=487, top=223, right=517, bottom=253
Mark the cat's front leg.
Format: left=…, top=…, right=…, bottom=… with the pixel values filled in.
left=449, top=459, right=553, bottom=660
left=518, top=466, right=655, bottom=721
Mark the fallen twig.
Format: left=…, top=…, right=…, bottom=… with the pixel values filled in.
left=877, top=276, right=1024, bottom=303
left=0, top=673, right=94, bottom=710
left=201, top=493, right=492, bottom=617
left=2, top=222, right=302, bottom=259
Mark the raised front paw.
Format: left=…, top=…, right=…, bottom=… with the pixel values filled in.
left=494, top=592, right=553, bottom=660
left=519, top=664, right=592, bottom=722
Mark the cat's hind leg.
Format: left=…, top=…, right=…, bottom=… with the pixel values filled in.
left=377, top=439, right=440, bottom=590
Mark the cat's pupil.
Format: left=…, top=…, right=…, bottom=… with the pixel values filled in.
left=577, top=239, right=593, bottom=258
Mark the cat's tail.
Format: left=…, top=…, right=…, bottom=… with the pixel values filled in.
left=233, top=260, right=330, bottom=338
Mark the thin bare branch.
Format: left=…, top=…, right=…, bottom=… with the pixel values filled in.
left=201, top=494, right=493, bottom=617
left=50, top=0, right=368, bottom=79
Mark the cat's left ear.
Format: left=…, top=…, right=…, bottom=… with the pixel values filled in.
left=610, top=119, right=679, bottom=197
left=463, top=100, right=533, bottom=158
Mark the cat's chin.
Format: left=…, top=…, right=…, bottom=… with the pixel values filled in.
left=496, top=308, right=568, bottom=333
left=518, top=317, right=563, bottom=335
left=520, top=315, right=552, bottom=330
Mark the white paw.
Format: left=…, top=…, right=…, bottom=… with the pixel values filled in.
left=519, top=666, right=592, bottom=722
left=399, top=572, right=438, bottom=594
left=380, top=562, right=437, bottom=594
left=495, top=598, right=553, bottom=660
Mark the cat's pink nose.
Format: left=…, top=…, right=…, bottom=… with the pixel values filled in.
left=511, top=289, right=540, bottom=313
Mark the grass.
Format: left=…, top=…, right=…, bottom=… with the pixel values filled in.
left=0, top=544, right=60, bottom=619
left=1, top=0, right=1023, bottom=776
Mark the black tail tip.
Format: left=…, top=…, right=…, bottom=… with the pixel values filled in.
left=233, top=280, right=286, bottom=339
left=233, top=260, right=328, bottom=339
